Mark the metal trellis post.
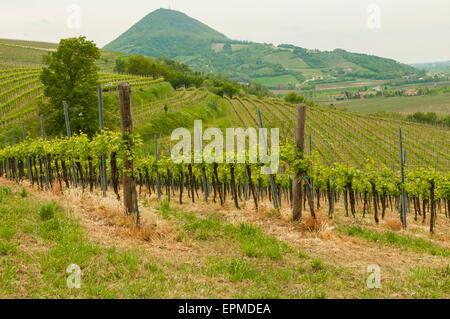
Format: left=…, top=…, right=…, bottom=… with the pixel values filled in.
left=40, top=115, right=50, bottom=190
left=11, top=129, right=18, bottom=183
left=398, top=128, right=407, bottom=229
left=22, top=123, right=32, bottom=183
left=63, top=101, right=78, bottom=188
left=257, top=108, right=278, bottom=209
left=98, top=84, right=107, bottom=196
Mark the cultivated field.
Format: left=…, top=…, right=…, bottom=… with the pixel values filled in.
left=330, top=93, right=450, bottom=115
left=0, top=62, right=165, bottom=126
left=224, top=96, right=450, bottom=171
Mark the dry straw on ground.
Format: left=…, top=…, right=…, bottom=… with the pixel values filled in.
left=300, top=216, right=328, bottom=232
left=386, top=218, right=403, bottom=231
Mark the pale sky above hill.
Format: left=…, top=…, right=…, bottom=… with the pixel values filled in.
left=1, top=0, right=449, bottom=63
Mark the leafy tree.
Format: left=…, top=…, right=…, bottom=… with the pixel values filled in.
left=126, top=55, right=165, bottom=77
left=407, top=112, right=438, bottom=124
left=114, top=58, right=126, bottom=73
left=284, top=92, right=306, bottom=103
left=119, top=55, right=268, bottom=98
left=40, top=36, right=101, bottom=137
left=223, top=43, right=232, bottom=53
left=42, top=52, right=51, bottom=65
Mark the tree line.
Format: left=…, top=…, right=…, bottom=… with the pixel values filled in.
left=113, top=54, right=270, bottom=98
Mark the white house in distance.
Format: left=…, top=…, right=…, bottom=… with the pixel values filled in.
left=372, top=86, right=382, bottom=92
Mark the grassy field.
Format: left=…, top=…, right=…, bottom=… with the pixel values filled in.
left=262, top=51, right=308, bottom=69
left=0, top=178, right=448, bottom=298
left=0, top=38, right=124, bottom=72
left=315, top=79, right=386, bottom=90
left=253, top=74, right=298, bottom=87
left=327, top=92, right=450, bottom=114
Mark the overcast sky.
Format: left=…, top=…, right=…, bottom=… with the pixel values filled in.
left=1, top=0, right=449, bottom=64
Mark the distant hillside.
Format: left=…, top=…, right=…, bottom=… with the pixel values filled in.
left=104, top=9, right=424, bottom=89
left=411, top=60, right=450, bottom=73
left=104, top=8, right=228, bottom=58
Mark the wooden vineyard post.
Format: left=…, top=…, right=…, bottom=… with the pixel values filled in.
left=292, top=104, right=306, bottom=221
left=118, top=82, right=139, bottom=226
left=63, top=101, right=78, bottom=188
left=398, top=128, right=407, bottom=229
left=256, top=108, right=278, bottom=209
left=330, top=156, right=336, bottom=218
left=98, top=84, right=107, bottom=197
left=40, top=115, right=50, bottom=190
left=22, top=123, right=32, bottom=182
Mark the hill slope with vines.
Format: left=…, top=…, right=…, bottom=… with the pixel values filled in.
left=223, top=96, right=449, bottom=172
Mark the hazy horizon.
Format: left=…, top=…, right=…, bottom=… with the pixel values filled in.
left=1, top=0, right=449, bottom=64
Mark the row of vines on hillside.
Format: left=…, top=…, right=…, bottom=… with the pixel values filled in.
left=0, top=133, right=448, bottom=233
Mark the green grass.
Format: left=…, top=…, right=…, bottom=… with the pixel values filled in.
left=0, top=241, right=18, bottom=255
left=407, top=265, right=450, bottom=298
left=157, top=201, right=288, bottom=260
left=311, top=258, right=325, bottom=271
left=262, top=51, right=308, bottom=69
left=253, top=74, right=299, bottom=87
left=38, top=202, right=59, bottom=221
left=0, top=185, right=448, bottom=298
left=0, top=224, right=17, bottom=240
left=330, top=92, right=450, bottom=114
left=334, top=225, right=449, bottom=257
left=207, top=257, right=261, bottom=282
left=0, top=186, right=170, bottom=298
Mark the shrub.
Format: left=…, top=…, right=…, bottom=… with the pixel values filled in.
left=284, top=92, right=306, bottom=104
left=39, top=202, right=58, bottom=221
left=19, top=188, right=28, bottom=198
left=311, top=258, right=324, bottom=271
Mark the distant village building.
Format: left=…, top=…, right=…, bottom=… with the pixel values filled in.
left=343, top=68, right=353, bottom=73
left=404, top=89, right=418, bottom=96
left=372, top=86, right=382, bottom=92
left=303, top=75, right=324, bottom=83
